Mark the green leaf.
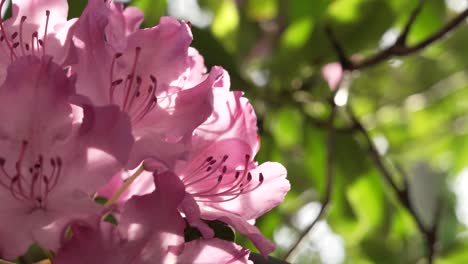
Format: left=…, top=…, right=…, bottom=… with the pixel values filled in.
left=133, top=0, right=167, bottom=27
left=304, top=125, right=326, bottom=191
left=67, top=0, right=87, bottom=19
left=246, top=0, right=278, bottom=21
left=268, top=107, right=303, bottom=149
left=346, top=171, right=386, bottom=239
left=184, top=220, right=235, bottom=242
left=280, top=17, right=315, bottom=50
left=407, top=0, right=446, bottom=45
left=208, top=220, right=236, bottom=242
left=328, top=0, right=365, bottom=22
left=211, top=0, right=239, bottom=51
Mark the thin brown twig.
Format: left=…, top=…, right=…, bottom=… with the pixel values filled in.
left=284, top=98, right=337, bottom=262
left=285, top=1, right=456, bottom=262
left=305, top=115, right=355, bottom=133
left=346, top=107, right=440, bottom=263
left=326, top=5, right=468, bottom=70
left=347, top=109, right=402, bottom=193
left=395, top=0, right=427, bottom=46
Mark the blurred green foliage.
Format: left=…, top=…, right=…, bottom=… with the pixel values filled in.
left=128, top=0, right=468, bottom=263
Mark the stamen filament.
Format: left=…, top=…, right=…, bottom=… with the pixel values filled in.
left=42, top=10, right=50, bottom=56
left=104, top=164, right=145, bottom=207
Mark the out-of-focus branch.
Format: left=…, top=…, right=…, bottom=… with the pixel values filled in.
left=326, top=2, right=468, bottom=70
left=306, top=115, right=355, bottom=133
left=346, top=107, right=440, bottom=264
left=283, top=97, right=338, bottom=262
left=285, top=1, right=452, bottom=262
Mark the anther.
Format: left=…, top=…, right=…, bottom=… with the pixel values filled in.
left=112, top=79, right=123, bottom=86
left=222, top=155, right=229, bottom=162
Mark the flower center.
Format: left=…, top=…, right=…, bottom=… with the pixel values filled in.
left=109, top=48, right=158, bottom=124
left=182, top=154, right=264, bottom=203
left=0, top=0, right=51, bottom=60
left=0, top=140, right=62, bottom=209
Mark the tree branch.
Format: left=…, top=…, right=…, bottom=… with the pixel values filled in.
left=284, top=98, right=337, bottom=262
left=326, top=5, right=468, bottom=70
left=346, top=107, right=440, bottom=263
left=305, top=1, right=452, bottom=262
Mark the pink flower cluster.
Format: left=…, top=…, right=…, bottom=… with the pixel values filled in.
left=0, top=0, right=290, bottom=262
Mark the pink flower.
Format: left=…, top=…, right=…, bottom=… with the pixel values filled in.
left=0, top=0, right=76, bottom=83
left=55, top=172, right=252, bottom=264
left=72, top=0, right=222, bottom=169
left=0, top=55, right=133, bottom=259
left=177, top=79, right=290, bottom=256
left=105, top=1, right=144, bottom=51
left=100, top=70, right=290, bottom=256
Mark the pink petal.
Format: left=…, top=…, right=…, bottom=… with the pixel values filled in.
left=185, top=47, right=208, bottom=87
left=205, top=162, right=289, bottom=220
left=123, top=6, right=144, bottom=33
left=78, top=104, right=134, bottom=182
left=11, top=0, right=68, bottom=29
left=97, top=169, right=155, bottom=205
left=120, top=172, right=186, bottom=242
left=119, top=172, right=187, bottom=262
left=105, top=2, right=143, bottom=51
left=56, top=173, right=188, bottom=263
left=54, top=222, right=134, bottom=264
left=128, top=67, right=223, bottom=168
left=202, top=210, right=276, bottom=257
left=0, top=56, right=132, bottom=257
left=180, top=193, right=215, bottom=239
left=192, top=88, right=258, bottom=155
left=175, top=238, right=252, bottom=264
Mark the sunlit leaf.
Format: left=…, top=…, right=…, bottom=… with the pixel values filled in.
left=280, top=17, right=314, bottom=50
left=268, top=107, right=303, bottom=149
left=211, top=0, right=239, bottom=51
left=246, top=0, right=278, bottom=21
left=133, top=0, right=166, bottom=27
